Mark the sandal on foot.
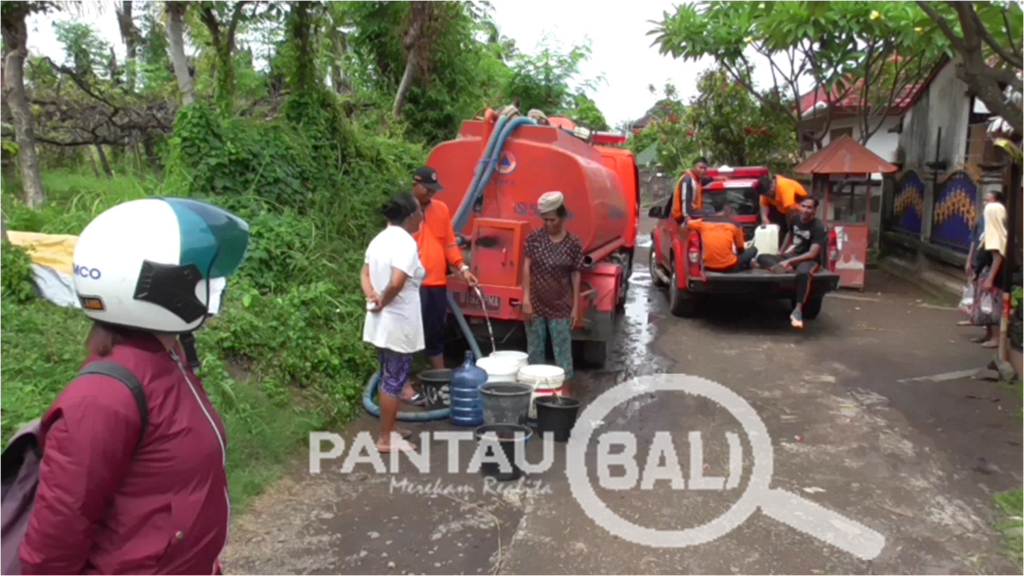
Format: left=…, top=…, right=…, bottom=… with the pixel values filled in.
left=981, top=340, right=999, bottom=349
left=402, top=393, right=425, bottom=407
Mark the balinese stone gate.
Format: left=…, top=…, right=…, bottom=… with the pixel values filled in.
left=891, top=170, right=925, bottom=237
left=882, top=164, right=1002, bottom=276
left=930, top=170, right=979, bottom=254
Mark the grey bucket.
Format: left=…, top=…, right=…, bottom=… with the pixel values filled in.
left=479, top=382, right=533, bottom=426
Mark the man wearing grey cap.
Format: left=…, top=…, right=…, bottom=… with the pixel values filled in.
left=412, top=166, right=478, bottom=370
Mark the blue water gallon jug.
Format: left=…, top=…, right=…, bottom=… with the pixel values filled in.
left=449, top=351, right=486, bottom=427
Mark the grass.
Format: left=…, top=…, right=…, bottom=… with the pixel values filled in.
left=993, top=489, right=1023, bottom=569
left=0, top=168, right=325, bottom=510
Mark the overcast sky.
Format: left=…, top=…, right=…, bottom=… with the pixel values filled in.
left=25, top=1, right=779, bottom=128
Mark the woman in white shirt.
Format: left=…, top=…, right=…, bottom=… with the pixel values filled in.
left=362, top=192, right=426, bottom=453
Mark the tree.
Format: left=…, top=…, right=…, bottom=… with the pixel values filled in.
left=393, top=1, right=434, bottom=118
left=631, top=70, right=798, bottom=175
left=115, top=1, right=141, bottom=91
left=198, top=1, right=254, bottom=116
left=2, top=1, right=52, bottom=207
left=571, top=93, right=609, bottom=131
left=651, top=2, right=939, bottom=151
left=165, top=1, right=194, bottom=105
left=503, top=39, right=596, bottom=114
left=909, top=1, right=1022, bottom=134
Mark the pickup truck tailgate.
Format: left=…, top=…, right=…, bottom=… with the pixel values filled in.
left=689, top=269, right=841, bottom=296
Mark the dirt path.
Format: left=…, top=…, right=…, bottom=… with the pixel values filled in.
left=224, top=221, right=1021, bottom=574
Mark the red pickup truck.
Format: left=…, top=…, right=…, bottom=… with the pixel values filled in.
left=647, top=166, right=840, bottom=317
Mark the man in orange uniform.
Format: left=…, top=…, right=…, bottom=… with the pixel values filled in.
left=685, top=195, right=758, bottom=272
left=412, top=166, right=478, bottom=370
left=672, top=156, right=712, bottom=222
left=758, top=172, right=809, bottom=238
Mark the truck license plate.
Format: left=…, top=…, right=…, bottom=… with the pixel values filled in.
left=454, top=291, right=502, bottom=312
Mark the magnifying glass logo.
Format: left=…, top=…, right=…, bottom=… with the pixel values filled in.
left=565, top=374, right=886, bottom=560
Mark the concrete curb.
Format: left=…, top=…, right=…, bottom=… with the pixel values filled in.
left=878, top=256, right=964, bottom=303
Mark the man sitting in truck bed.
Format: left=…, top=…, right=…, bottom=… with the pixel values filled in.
left=685, top=195, right=759, bottom=272
left=753, top=197, right=827, bottom=329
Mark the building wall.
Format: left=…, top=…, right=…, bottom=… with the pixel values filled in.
left=897, top=60, right=971, bottom=169
left=821, top=116, right=902, bottom=162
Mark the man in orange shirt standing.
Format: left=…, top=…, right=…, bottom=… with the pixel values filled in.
left=758, top=172, right=809, bottom=240
left=412, top=166, right=478, bottom=370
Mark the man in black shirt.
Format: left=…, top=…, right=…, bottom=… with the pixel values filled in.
left=753, top=197, right=827, bottom=328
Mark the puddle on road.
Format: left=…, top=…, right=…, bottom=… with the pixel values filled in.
left=604, top=243, right=666, bottom=380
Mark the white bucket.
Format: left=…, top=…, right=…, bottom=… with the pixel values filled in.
left=476, top=356, right=521, bottom=384
left=490, top=350, right=528, bottom=372
left=518, top=365, right=567, bottom=419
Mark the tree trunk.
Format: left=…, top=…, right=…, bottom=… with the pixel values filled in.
left=392, top=1, right=431, bottom=118
left=2, top=6, right=46, bottom=208
left=0, top=46, right=13, bottom=190
left=212, top=43, right=234, bottom=115
left=329, top=28, right=350, bottom=95
left=286, top=2, right=316, bottom=96
left=117, top=1, right=140, bottom=92
left=142, top=132, right=161, bottom=174
left=95, top=144, right=113, bottom=178
left=87, top=146, right=100, bottom=177
left=392, top=51, right=419, bottom=118
left=165, top=2, right=195, bottom=105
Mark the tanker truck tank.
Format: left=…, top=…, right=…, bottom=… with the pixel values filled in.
left=426, top=111, right=638, bottom=367
left=427, top=121, right=630, bottom=256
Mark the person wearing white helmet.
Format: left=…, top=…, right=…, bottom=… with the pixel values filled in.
left=19, top=197, right=249, bottom=575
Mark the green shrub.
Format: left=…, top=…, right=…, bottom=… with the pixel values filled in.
left=1, top=241, right=36, bottom=303
left=1, top=91, right=430, bottom=508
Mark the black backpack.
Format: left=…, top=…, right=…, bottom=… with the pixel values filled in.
left=0, top=362, right=148, bottom=575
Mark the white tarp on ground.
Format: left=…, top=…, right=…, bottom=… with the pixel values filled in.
left=6, top=231, right=81, bottom=308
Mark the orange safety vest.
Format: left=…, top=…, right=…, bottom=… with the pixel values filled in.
left=672, top=170, right=703, bottom=221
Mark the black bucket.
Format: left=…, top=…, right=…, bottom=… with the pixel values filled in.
left=417, top=369, right=451, bottom=410
left=474, top=424, right=532, bottom=481
left=535, top=396, right=581, bottom=442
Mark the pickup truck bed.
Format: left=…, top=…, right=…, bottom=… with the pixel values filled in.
left=687, top=268, right=841, bottom=297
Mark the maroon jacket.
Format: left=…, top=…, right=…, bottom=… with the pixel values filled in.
left=19, top=335, right=229, bottom=575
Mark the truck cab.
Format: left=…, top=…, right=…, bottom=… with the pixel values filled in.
left=648, top=166, right=841, bottom=317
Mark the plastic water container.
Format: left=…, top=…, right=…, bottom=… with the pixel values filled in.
left=517, top=365, right=567, bottom=420
left=489, top=351, right=529, bottom=372
left=476, top=356, right=522, bottom=384
left=450, top=352, right=487, bottom=427
left=753, top=224, right=780, bottom=256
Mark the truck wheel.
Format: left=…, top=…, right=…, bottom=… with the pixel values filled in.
left=802, top=296, right=824, bottom=320
left=649, top=248, right=668, bottom=288
left=581, top=340, right=609, bottom=366
left=669, top=266, right=699, bottom=317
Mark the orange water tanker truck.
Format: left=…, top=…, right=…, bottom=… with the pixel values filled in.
left=427, top=110, right=639, bottom=365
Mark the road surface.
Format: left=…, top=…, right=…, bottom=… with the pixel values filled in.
left=224, top=218, right=1022, bottom=574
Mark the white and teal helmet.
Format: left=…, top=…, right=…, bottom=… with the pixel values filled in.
left=72, top=198, right=250, bottom=333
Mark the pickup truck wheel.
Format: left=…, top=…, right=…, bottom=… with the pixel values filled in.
left=802, top=296, right=824, bottom=320
left=649, top=248, right=668, bottom=288
left=669, top=266, right=699, bottom=317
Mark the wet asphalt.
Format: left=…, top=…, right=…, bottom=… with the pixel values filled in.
left=224, top=216, right=1022, bottom=575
